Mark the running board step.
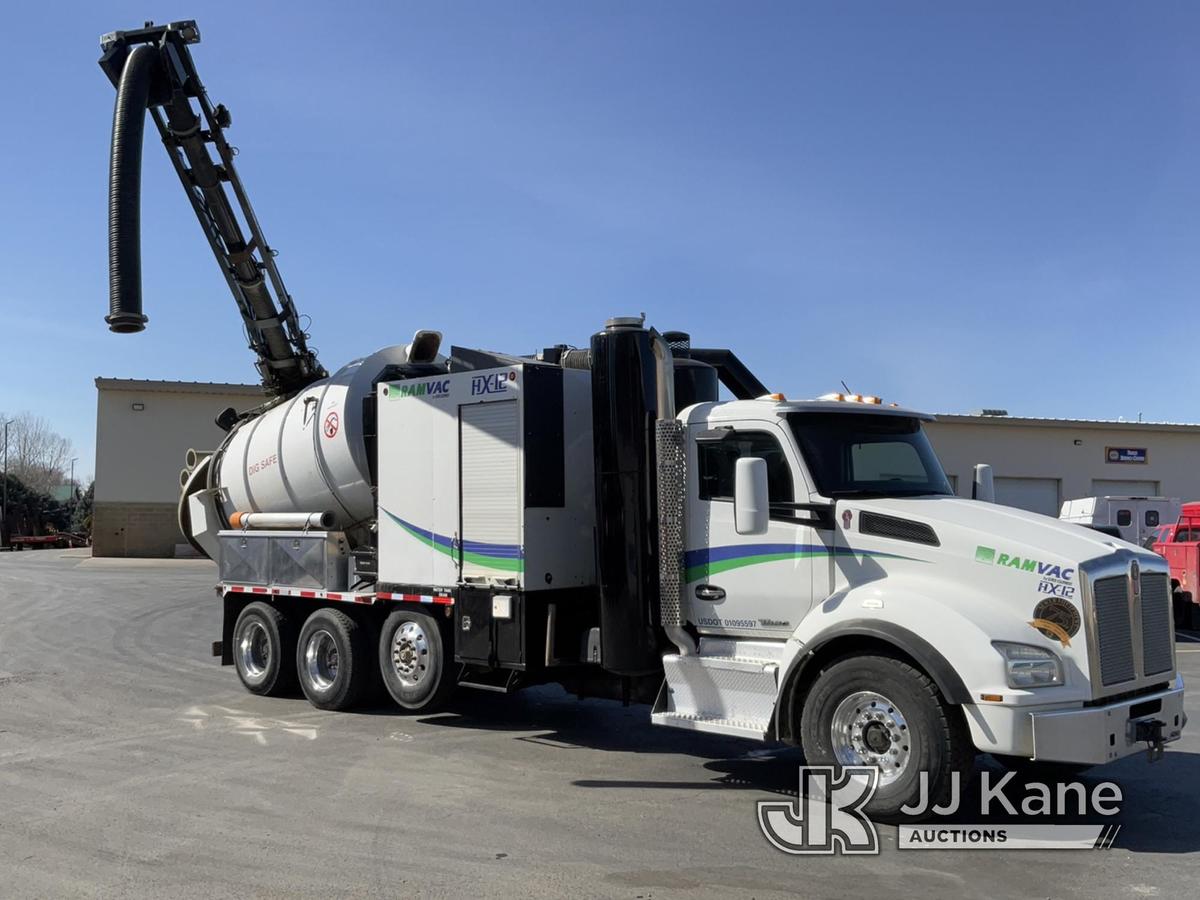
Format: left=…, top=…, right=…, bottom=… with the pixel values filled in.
left=650, top=653, right=778, bottom=740
left=457, top=667, right=520, bottom=693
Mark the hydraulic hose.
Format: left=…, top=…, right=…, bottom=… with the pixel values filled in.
left=106, top=44, right=158, bottom=333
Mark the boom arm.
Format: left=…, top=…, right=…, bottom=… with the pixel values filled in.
left=99, top=20, right=325, bottom=396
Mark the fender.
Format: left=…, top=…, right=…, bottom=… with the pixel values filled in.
left=784, top=618, right=971, bottom=706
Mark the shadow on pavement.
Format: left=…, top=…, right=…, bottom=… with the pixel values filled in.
left=408, top=684, right=1200, bottom=853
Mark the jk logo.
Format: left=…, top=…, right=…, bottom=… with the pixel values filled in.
left=757, top=766, right=880, bottom=855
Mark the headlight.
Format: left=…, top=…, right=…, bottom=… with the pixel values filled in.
left=993, top=641, right=1064, bottom=688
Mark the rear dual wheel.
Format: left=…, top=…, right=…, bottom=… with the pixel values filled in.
left=232, top=602, right=296, bottom=696
left=233, top=602, right=453, bottom=714
left=297, top=607, right=371, bottom=710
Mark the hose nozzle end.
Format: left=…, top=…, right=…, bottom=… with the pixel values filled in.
left=105, top=311, right=148, bottom=333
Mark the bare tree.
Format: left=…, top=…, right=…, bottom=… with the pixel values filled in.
left=0, top=412, right=74, bottom=495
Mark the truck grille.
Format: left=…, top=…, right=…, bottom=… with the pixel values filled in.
left=1141, top=572, right=1173, bottom=676
left=1092, top=571, right=1175, bottom=687
left=1094, top=576, right=1135, bottom=686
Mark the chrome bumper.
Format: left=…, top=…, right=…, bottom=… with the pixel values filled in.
left=1031, top=675, right=1185, bottom=765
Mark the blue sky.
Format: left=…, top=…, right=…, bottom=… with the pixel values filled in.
left=2, top=1, right=1198, bottom=480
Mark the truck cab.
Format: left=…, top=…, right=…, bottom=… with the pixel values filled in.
left=651, top=392, right=1185, bottom=813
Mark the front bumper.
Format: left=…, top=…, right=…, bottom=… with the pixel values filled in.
left=1030, top=675, right=1186, bottom=765
left=962, top=675, right=1186, bottom=762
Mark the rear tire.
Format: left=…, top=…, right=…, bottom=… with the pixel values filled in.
left=232, top=602, right=295, bottom=697
left=297, top=607, right=369, bottom=710
left=379, top=608, right=456, bottom=712
left=799, top=654, right=974, bottom=819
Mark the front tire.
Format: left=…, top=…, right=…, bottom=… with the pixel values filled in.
left=297, top=608, right=369, bottom=710
left=800, top=654, right=973, bottom=818
left=232, top=602, right=295, bottom=696
left=379, top=608, right=456, bottom=712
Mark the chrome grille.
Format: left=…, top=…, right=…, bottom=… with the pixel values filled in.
left=1140, top=572, right=1174, bottom=676
left=1093, top=576, right=1135, bottom=686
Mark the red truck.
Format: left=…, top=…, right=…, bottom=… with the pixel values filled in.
left=1150, top=500, right=1200, bottom=629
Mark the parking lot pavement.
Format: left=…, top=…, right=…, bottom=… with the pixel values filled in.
left=1, top=552, right=1198, bottom=899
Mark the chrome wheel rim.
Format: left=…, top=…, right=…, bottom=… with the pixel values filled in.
left=391, top=621, right=430, bottom=688
left=304, top=629, right=340, bottom=691
left=238, top=621, right=271, bottom=681
left=830, top=691, right=912, bottom=784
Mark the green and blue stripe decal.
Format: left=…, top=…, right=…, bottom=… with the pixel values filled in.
left=684, top=543, right=911, bottom=582
left=383, top=510, right=524, bottom=573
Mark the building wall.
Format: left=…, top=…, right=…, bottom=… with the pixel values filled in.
left=93, top=380, right=263, bottom=557
left=925, top=417, right=1200, bottom=516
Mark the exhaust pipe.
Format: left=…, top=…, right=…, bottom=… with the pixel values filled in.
left=106, top=43, right=160, bottom=333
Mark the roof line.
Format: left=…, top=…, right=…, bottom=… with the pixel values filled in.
left=932, top=413, right=1200, bottom=432
left=95, top=377, right=264, bottom=396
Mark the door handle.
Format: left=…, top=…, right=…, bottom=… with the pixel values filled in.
left=695, top=584, right=726, bottom=602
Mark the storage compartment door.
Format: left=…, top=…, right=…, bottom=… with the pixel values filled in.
left=460, top=400, right=523, bottom=583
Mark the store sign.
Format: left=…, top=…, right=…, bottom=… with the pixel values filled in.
left=1105, top=447, right=1147, bottom=464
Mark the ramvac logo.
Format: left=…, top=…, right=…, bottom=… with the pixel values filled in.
left=975, top=545, right=1075, bottom=597
left=391, top=379, right=451, bottom=400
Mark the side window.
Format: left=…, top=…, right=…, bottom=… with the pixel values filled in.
left=698, top=432, right=794, bottom=504
left=1145, top=510, right=1160, bottom=527
left=1116, top=509, right=1132, bottom=527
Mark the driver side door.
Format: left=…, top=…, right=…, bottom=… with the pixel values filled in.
left=683, top=422, right=817, bottom=638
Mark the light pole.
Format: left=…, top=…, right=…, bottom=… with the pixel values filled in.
left=69, top=457, right=78, bottom=523
left=2, top=419, right=13, bottom=548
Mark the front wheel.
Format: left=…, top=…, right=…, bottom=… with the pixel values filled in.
left=800, top=654, right=974, bottom=818
left=379, top=608, right=456, bottom=712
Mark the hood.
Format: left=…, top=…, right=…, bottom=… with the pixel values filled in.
left=849, top=495, right=1157, bottom=568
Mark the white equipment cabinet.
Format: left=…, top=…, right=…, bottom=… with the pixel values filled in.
left=375, top=363, right=596, bottom=592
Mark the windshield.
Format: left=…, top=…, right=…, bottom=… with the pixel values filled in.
left=786, top=412, right=953, bottom=498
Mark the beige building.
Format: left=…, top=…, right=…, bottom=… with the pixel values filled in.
left=926, top=413, right=1200, bottom=516
left=93, top=378, right=263, bottom=557
left=92, top=377, right=1200, bottom=556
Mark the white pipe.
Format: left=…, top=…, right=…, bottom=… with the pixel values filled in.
left=185, top=448, right=213, bottom=470
left=228, top=511, right=334, bottom=530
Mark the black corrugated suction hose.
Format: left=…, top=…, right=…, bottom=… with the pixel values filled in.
left=106, top=44, right=158, bottom=333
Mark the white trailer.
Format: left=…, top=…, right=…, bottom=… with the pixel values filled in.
left=97, top=22, right=1187, bottom=817
left=1060, top=496, right=1181, bottom=546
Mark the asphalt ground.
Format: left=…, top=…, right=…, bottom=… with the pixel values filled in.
left=1, top=550, right=1198, bottom=898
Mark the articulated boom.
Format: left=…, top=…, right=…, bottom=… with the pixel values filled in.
left=99, top=20, right=325, bottom=396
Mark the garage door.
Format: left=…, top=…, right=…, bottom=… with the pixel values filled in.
left=994, top=477, right=1060, bottom=517
left=1091, top=479, right=1159, bottom=497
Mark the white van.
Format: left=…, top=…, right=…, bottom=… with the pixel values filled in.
left=1059, top=496, right=1181, bottom=546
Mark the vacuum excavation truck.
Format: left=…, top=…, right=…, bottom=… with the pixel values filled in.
left=97, top=21, right=1185, bottom=816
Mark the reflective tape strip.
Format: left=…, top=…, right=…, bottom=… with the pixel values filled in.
left=376, top=591, right=454, bottom=606
left=221, top=584, right=377, bottom=604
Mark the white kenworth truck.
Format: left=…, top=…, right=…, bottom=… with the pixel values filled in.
left=98, top=21, right=1184, bottom=816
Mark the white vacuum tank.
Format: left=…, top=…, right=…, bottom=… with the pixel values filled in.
left=214, top=341, right=438, bottom=532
